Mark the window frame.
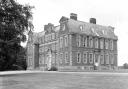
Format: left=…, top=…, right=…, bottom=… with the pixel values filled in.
left=105, top=39, right=109, bottom=49
left=100, top=54, right=104, bottom=64
left=89, top=37, right=93, bottom=48
left=76, top=35, right=81, bottom=47
left=60, top=37, right=63, bottom=48
left=100, top=39, right=104, bottom=49
left=83, top=52, right=87, bottom=63
left=110, top=40, right=113, bottom=50
left=77, top=52, right=81, bottom=63
left=95, top=38, right=98, bottom=48
left=105, top=54, right=109, bottom=64
left=64, top=35, right=68, bottom=47
left=60, top=53, right=63, bottom=64
left=83, top=36, right=87, bottom=47
left=110, top=54, right=114, bottom=64
left=89, top=53, right=93, bottom=64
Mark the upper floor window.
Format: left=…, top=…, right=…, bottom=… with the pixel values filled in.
left=64, top=35, right=68, bottom=47
left=89, top=37, right=93, bottom=48
left=83, top=36, right=87, bottom=47
left=89, top=53, right=93, bottom=64
left=83, top=52, right=87, bottom=63
left=110, top=40, right=113, bottom=50
left=100, top=54, right=104, bottom=64
left=76, top=35, right=81, bottom=47
left=100, top=39, right=104, bottom=49
left=60, top=37, right=63, bottom=48
left=95, top=38, right=98, bottom=48
left=105, top=39, right=109, bottom=49
left=77, top=52, right=81, bottom=63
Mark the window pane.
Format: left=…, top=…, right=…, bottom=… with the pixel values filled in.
left=77, top=52, right=81, bottom=63
left=105, top=54, right=109, bottom=64
left=89, top=53, right=93, bottom=63
left=100, top=39, right=104, bottom=49
left=77, top=35, right=81, bottom=47
left=83, top=37, right=87, bottom=47
left=83, top=52, right=87, bottom=63
left=95, top=38, right=98, bottom=48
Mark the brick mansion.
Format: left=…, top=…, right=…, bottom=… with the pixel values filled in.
left=27, top=13, right=118, bottom=70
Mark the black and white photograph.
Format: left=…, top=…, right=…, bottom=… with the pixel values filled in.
left=0, top=0, right=128, bottom=89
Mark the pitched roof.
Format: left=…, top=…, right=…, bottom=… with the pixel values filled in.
left=67, top=19, right=118, bottom=39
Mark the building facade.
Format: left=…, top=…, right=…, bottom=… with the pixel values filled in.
left=27, top=13, right=118, bottom=70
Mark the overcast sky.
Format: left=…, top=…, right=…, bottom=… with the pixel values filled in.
left=18, top=0, right=128, bottom=66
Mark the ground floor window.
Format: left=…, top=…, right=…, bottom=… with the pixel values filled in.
left=83, top=52, right=87, bottom=63
left=100, top=54, right=104, bottom=64
left=89, top=53, right=93, bottom=64
left=110, top=54, right=114, bottom=64
left=77, top=52, right=81, bottom=63
left=105, top=54, right=109, bottom=64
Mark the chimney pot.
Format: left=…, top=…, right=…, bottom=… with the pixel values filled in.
left=70, top=13, right=77, bottom=20
left=90, top=18, right=96, bottom=24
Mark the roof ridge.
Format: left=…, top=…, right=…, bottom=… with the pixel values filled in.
left=69, top=19, right=112, bottom=29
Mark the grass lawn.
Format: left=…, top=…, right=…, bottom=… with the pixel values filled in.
left=1, top=72, right=128, bottom=89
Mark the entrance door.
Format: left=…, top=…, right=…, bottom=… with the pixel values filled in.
left=94, top=54, right=100, bottom=66
left=46, top=49, right=52, bottom=70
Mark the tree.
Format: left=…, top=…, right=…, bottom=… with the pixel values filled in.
left=123, top=63, right=128, bottom=69
left=0, top=0, right=33, bottom=71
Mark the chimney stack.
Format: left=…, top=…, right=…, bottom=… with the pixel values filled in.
left=70, top=13, right=77, bottom=20
left=90, top=18, right=96, bottom=24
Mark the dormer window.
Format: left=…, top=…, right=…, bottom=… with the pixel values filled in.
left=80, top=25, right=83, bottom=31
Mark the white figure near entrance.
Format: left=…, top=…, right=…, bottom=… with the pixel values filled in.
left=46, top=49, right=52, bottom=70
left=94, top=54, right=100, bottom=70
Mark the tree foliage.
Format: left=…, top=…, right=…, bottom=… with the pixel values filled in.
left=123, top=63, right=128, bottom=69
left=0, top=0, right=33, bottom=71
